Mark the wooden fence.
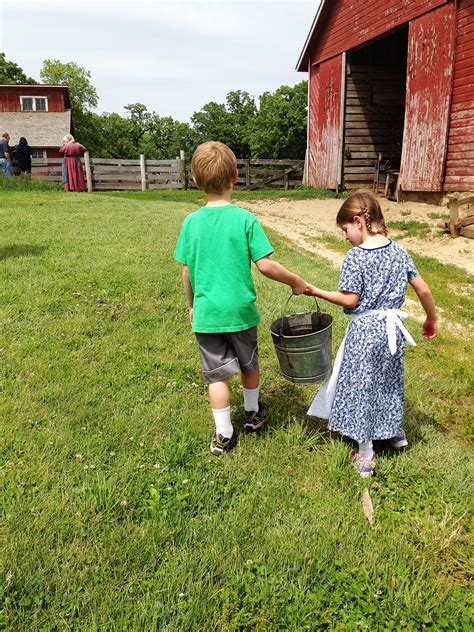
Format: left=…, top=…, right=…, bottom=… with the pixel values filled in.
left=30, top=154, right=305, bottom=191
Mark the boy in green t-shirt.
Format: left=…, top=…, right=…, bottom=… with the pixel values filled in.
left=174, top=141, right=307, bottom=456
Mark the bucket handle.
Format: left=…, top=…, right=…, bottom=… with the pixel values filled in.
left=279, top=293, right=321, bottom=335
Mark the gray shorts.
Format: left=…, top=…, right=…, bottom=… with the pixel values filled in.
left=195, top=326, right=259, bottom=384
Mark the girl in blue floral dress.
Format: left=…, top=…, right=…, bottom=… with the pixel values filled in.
left=306, top=191, right=438, bottom=477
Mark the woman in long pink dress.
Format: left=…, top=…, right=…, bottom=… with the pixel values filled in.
left=59, top=134, right=87, bottom=192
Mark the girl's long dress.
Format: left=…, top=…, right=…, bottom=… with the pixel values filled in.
left=319, top=241, right=418, bottom=444
left=59, top=142, right=86, bottom=192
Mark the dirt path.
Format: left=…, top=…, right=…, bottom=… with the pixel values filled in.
left=243, top=198, right=474, bottom=275
left=242, top=198, right=473, bottom=334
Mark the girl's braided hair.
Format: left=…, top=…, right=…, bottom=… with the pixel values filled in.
left=336, top=190, right=388, bottom=236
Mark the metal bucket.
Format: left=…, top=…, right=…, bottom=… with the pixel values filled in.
left=270, top=295, right=333, bottom=384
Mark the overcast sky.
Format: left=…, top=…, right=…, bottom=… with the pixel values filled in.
left=0, top=0, right=317, bottom=121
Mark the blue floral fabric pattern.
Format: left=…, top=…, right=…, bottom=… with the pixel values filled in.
left=328, top=241, right=418, bottom=443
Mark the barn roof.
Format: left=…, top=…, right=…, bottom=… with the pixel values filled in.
left=296, top=0, right=328, bottom=72
left=0, top=110, right=72, bottom=147
left=296, top=0, right=451, bottom=72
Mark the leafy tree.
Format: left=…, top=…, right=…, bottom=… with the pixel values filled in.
left=225, top=90, right=256, bottom=157
left=248, top=81, right=307, bottom=159
left=191, top=91, right=256, bottom=157
left=0, top=52, right=36, bottom=84
left=96, top=112, right=137, bottom=158
left=145, top=116, right=197, bottom=160
left=40, top=59, right=98, bottom=113
left=40, top=60, right=99, bottom=148
left=191, top=101, right=230, bottom=144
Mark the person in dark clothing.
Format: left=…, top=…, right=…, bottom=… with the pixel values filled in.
left=0, top=132, right=12, bottom=176
left=14, top=137, right=33, bottom=174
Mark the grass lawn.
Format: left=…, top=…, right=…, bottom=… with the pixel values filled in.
left=1, top=190, right=473, bottom=630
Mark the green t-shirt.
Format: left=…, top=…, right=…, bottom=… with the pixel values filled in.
left=173, top=204, right=274, bottom=333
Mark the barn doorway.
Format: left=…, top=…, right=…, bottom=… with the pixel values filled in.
left=343, top=27, right=408, bottom=193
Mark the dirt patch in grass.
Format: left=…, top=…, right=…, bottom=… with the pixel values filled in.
left=242, top=197, right=474, bottom=275
left=242, top=197, right=473, bottom=336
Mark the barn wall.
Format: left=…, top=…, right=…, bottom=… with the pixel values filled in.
left=444, top=0, right=474, bottom=192
left=310, top=0, right=449, bottom=66
left=0, top=86, right=67, bottom=112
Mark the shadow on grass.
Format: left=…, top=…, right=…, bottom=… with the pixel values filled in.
left=0, top=244, right=48, bottom=261
left=263, top=379, right=430, bottom=458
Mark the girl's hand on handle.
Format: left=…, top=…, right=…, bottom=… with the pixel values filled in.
left=422, top=318, right=438, bottom=340
left=304, top=284, right=319, bottom=297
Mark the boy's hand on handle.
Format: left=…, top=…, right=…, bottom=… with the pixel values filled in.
left=422, top=318, right=438, bottom=340
left=292, top=276, right=309, bottom=295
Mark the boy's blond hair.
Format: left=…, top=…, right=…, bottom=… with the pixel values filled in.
left=191, top=141, right=237, bottom=194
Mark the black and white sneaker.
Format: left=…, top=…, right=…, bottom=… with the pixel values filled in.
left=244, top=401, right=269, bottom=431
left=210, top=431, right=237, bottom=456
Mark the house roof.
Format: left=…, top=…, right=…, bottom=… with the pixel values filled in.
left=296, top=0, right=327, bottom=72
left=0, top=110, right=72, bottom=147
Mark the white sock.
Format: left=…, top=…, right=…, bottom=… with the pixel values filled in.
left=358, top=440, right=373, bottom=459
left=243, top=387, right=259, bottom=412
left=212, top=406, right=233, bottom=439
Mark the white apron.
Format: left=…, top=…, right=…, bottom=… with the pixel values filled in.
left=307, top=309, right=416, bottom=419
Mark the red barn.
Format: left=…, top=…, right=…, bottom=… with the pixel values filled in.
left=297, top=0, right=474, bottom=197
left=0, top=85, right=72, bottom=174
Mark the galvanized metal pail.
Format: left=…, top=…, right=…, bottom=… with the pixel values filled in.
left=270, top=295, right=333, bottom=384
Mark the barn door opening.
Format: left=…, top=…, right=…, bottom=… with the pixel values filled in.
left=343, top=28, right=408, bottom=191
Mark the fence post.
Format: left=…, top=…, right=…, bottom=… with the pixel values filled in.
left=179, top=149, right=187, bottom=190
left=84, top=151, right=93, bottom=193
left=449, top=195, right=459, bottom=238
left=140, top=154, right=147, bottom=191
left=245, top=159, right=250, bottom=188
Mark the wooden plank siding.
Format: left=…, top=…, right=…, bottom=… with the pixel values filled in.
left=343, top=65, right=406, bottom=188
left=304, top=0, right=448, bottom=69
left=0, top=85, right=70, bottom=112
left=308, top=55, right=344, bottom=189
left=399, top=2, right=457, bottom=192
left=444, top=0, right=474, bottom=192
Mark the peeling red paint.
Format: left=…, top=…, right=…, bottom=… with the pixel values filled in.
left=308, top=56, right=343, bottom=189
left=399, top=3, right=456, bottom=191
left=299, top=0, right=449, bottom=70
left=302, top=0, right=473, bottom=193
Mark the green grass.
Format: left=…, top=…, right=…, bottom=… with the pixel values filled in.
left=428, top=212, right=448, bottom=221
left=1, top=191, right=473, bottom=629
left=99, top=185, right=341, bottom=205
left=0, top=174, right=63, bottom=192
left=387, top=220, right=430, bottom=239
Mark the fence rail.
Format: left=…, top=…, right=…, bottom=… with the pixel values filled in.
left=28, top=154, right=305, bottom=191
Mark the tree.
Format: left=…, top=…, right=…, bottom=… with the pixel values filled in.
left=248, top=81, right=308, bottom=159
left=0, top=52, right=36, bottom=84
left=190, top=91, right=256, bottom=158
left=40, top=59, right=98, bottom=113
left=40, top=59, right=99, bottom=149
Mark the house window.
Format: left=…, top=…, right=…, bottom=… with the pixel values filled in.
left=31, top=149, right=47, bottom=163
left=20, top=96, right=49, bottom=112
